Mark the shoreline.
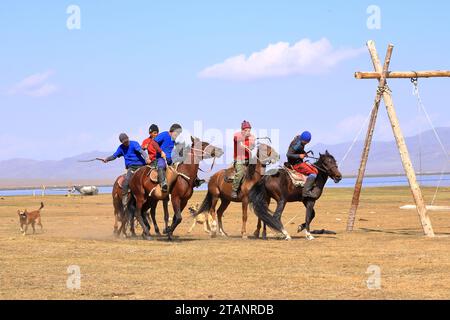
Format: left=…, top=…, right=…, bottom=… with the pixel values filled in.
left=1, top=172, right=449, bottom=191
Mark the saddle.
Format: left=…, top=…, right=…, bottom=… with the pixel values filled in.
left=283, top=163, right=307, bottom=187
left=224, top=165, right=237, bottom=183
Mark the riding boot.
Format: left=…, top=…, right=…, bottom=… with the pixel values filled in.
left=302, top=175, right=317, bottom=199
left=158, top=168, right=168, bottom=192
left=231, top=190, right=238, bottom=199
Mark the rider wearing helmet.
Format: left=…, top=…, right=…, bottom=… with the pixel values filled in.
left=286, top=131, right=319, bottom=199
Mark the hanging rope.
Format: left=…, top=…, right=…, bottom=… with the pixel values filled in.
left=339, top=107, right=374, bottom=167
left=411, top=77, right=450, bottom=205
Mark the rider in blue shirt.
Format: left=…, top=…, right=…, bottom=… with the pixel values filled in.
left=154, top=124, right=183, bottom=192
left=102, top=133, right=150, bottom=210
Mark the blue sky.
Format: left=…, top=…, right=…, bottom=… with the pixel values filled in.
left=0, top=0, right=449, bottom=161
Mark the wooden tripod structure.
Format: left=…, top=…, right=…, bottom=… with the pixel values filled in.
left=346, top=40, right=450, bottom=237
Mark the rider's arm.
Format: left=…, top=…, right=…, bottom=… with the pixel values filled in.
left=135, top=142, right=150, bottom=162
left=104, top=146, right=122, bottom=163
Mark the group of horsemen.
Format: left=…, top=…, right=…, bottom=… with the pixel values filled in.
left=101, top=121, right=319, bottom=213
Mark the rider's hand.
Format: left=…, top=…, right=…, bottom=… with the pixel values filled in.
left=146, top=158, right=151, bottom=165
left=161, top=151, right=167, bottom=159
left=101, top=158, right=108, bottom=163
left=300, top=154, right=306, bottom=159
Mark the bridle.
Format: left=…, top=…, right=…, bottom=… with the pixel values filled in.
left=190, top=143, right=220, bottom=173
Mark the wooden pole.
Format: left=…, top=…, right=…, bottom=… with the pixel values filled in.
left=377, top=68, right=435, bottom=236
left=353, top=41, right=435, bottom=237
left=355, top=70, right=450, bottom=79
left=347, top=40, right=392, bottom=232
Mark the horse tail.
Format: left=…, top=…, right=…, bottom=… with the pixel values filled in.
left=196, top=191, right=212, bottom=216
left=249, top=178, right=284, bottom=233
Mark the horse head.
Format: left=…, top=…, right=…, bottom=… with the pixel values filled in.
left=190, top=136, right=224, bottom=161
left=256, top=143, right=280, bottom=166
left=317, top=150, right=342, bottom=183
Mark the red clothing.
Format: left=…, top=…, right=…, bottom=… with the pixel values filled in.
left=292, top=162, right=318, bottom=176
left=141, top=137, right=162, bottom=161
left=233, top=132, right=255, bottom=161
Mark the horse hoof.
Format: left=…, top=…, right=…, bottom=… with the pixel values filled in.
left=297, top=225, right=305, bottom=233
left=142, top=235, right=153, bottom=241
left=305, top=234, right=315, bottom=241
left=242, top=234, right=248, bottom=240
left=210, top=232, right=217, bottom=238
left=285, top=235, right=292, bottom=241
left=262, top=233, right=267, bottom=240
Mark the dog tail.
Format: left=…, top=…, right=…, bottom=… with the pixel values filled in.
left=39, top=202, right=44, bottom=211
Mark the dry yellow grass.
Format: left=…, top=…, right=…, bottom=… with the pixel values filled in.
left=1, top=187, right=450, bottom=300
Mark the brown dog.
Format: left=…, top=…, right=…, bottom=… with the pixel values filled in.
left=18, top=202, right=44, bottom=235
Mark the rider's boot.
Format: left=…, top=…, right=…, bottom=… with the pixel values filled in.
left=302, top=175, right=317, bottom=199
left=231, top=190, right=238, bottom=199
left=158, top=168, right=168, bottom=192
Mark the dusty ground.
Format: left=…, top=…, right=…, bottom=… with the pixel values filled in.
left=1, top=187, right=450, bottom=300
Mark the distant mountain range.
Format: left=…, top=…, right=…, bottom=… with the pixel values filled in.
left=312, top=127, right=450, bottom=176
left=0, top=128, right=449, bottom=188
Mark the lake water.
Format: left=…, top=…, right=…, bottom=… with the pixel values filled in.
left=1, top=174, right=449, bottom=197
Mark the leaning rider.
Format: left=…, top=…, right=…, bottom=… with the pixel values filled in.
left=141, top=124, right=167, bottom=168
left=102, top=133, right=151, bottom=210
left=286, top=131, right=319, bottom=199
left=154, top=123, right=183, bottom=192
left=231, top=120, right=256, bottom=199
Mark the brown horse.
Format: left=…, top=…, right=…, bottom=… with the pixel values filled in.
left=195, top=143, right=279, bottom=238
left=249, top=151, right=342, bottom=240
left=112, top=172, right=170, bottom=238
left=129, top=137, right=224, bottom=240
left=165, top=138, right=224, bottom=240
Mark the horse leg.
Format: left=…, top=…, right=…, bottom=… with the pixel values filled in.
left=254, top=218, right=262, bottom=239
left=209, top=196, right=219, bottom=238
left=273, top=199, right=287, bottom=222
left=167, top=197, right=182, bottom=241
left=163, top=199, right=170, bottom=234
left=241, top=198, right=249, bottom=239
left=217, top=200, right=230, bottom=237
left=254, top=197, right=270, bottom=238
left=303, top=200, right=316, bottom=240
left=262, top=222, right=267, bottom=240
left=150, top=201, right=161, bottom=236
left=134, top=197, right=152, bottom=240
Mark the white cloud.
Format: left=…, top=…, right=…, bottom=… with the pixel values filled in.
left=198, top=38, right=365, bottom=80
left=8, top=70, right=58, bottom=97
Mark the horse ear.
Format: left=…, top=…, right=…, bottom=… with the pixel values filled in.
left=191, top=136, right=195, bottom=143
left=319, top=152, right=323, bottom=157
left=325, top=150, right=330, bottom=155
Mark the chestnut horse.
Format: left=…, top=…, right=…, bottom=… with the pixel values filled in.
left=128, top=137, right=224, bottom=240
left=165, top=138, right=224, bottom=240
left=195, top=143, right=279, bottom=238
left=249, top=151, right=342, bottom=240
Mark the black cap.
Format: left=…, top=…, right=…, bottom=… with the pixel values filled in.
left=149, top=124, right=159, bottom=133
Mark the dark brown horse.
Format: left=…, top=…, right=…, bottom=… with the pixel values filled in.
left=128, top=137, right=224, bottom=240
left=195, top=143, right=279, bottom=238
left=249, top=151, right=342, bottom=240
